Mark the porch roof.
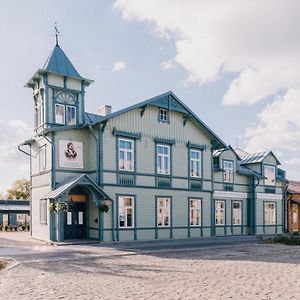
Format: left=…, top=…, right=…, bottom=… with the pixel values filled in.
left=42, top=174, right=112, bottom=201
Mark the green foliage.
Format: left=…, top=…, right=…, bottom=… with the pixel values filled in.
left=6, top=178, right=30, bottom=200
left=273, top=234, right=300, bottom=245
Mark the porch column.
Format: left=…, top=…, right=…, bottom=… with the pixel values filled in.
left=57, top=210, right=64, bottom=242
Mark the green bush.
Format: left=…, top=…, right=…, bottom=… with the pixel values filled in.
left=273, top=234, right=300, bottom=245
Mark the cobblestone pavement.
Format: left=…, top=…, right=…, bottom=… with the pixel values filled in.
left=1, top=244, right=300, bottom=300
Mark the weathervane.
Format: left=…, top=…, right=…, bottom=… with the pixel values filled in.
left=54, top=22, right=60, bottom=46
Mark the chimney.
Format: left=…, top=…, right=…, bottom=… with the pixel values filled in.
left=97, top=105, right=112, bottom=116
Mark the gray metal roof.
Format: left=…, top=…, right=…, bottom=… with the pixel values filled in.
left=0, top=200, right=30, bottom=211
left=239, top=150, right=281, bottom=165
left=236, top=164, right=265, bottom=179
left=42, top=174, right=112, bottom=201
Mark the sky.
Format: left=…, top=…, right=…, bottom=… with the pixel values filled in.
left=0, top=0, right=299, bottom=194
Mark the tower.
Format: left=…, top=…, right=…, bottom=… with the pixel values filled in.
left=25, top=43, right=93, bottom=133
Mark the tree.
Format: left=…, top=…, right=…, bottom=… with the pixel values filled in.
left=6, top=178, right=30, bottom=200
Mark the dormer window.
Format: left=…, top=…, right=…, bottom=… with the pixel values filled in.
left=159, top=108, right=169, bottom=123
left=223, top=160, right=234, bottom=183
left=264, top=165, right=276, bottom=186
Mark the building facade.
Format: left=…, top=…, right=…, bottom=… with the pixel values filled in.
left=20, top=43, right=286, bottom=242
left=287, top=181, right=300, bottom=233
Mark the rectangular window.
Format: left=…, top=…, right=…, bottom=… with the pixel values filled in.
left=190, top=199, right=201, bottom=226
left=55, top=103, right=65, bottom=124
left=232, top=201, right=242, bottom=225
left=264, top=202, right=276, bottom=225
left=157, top=198, right=170, bottom=227
left=119, top=138, right=134, bottom=171
left=223, top=160, right=234, bottom=183
left=157, top=144, right=170, bottom=175
left=190, top=149, right=202, bottom=177
left=40, top=199, right=47, bottom=225
left=215, top=200, right=225, bottom=225
left=264, top=165, right=276, bottom=186
left=39, top=145, right=46, bottom=172
left=118, top=196, right=134, bottom=228
left=67, top=105, right=76, bottom=125
left=159, top=108, right=168, bottom=122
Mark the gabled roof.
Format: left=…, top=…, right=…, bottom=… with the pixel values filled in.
left=239, top=150, right=281, bottom=165
left=43, top=45, right=81, bottom=79
left=42, top=174, right=112, bottom=201
left=94, top=91, right=226, bottom=148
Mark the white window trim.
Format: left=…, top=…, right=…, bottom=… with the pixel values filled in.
left=157, top=197, right=170, bottom=227
left=40, top=199, right=47, bottom=225
left=55, top=103, right=66, bottom=125
left=223, top=160, right=234, bottom=183
left=215, top=200, right=225, bottom=226
left=264, top=165, right=276, bottom=186
left=66, top=105, right=77, bottom=125
left=157, top=144, right=170, bottom=175
left=118, top=196, right=134, bottom=228
left=159, top=108, right=169, bottom=123
left=189, top=199, right=201, bottom=226
left=264, top=202, right=276, bottom=225
left=190, top=149, right=202, bottom=178
left=232, top=201, right=242, bottom=225
left=118, top=138, right=134, bottom=171
left=39, top=145, right=46, bottom=172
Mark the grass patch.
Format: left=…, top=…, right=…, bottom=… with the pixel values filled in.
left=273, top=234, right=300, bottom=245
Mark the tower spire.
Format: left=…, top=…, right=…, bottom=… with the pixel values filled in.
left=54, top=22, right=60, bottom=46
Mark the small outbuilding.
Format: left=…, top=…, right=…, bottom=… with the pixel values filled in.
left=0, top=200, right=30, bottom=227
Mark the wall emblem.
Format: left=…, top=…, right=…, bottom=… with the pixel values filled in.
left=59, top=140, right=83, bottom=169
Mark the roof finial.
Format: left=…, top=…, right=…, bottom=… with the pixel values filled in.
left=54, top=22, right=60, bottom=46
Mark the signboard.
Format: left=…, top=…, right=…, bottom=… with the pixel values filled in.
left=59, top=140, right=83, bottom=169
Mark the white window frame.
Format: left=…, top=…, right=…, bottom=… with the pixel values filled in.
left=264, top=165, right=276, bottom=186
left=215, top=200, right=225, bottom=225
left=66, top=105, right=77, bottom=125
left=157, top=197, right=170, bottom=227
left=159, top=108, right=168, bottom=123
left=55, top=103, right=66, bottom=124
left=190, top=149, right=202, bottom=178
left=118, top=196, right=134, bottom=228
left=157, top=144, right=170, bottom=175
left=39, top=145, right=46, bottom=172
left=190, top=199, right=201, bottom=226
left=118, top=138, right=134, bottom=171
left=232, top=201, right=242, bottom=225
left=40, top=199, right=47, bottom=225
left=264, top=202, right=276, bottom=225
left=223, top=160, right=234, bottom=183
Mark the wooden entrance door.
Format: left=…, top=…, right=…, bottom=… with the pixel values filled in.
left=292, top=203, right=299, bottom=232
left=64, top=202, right=87, bottom=239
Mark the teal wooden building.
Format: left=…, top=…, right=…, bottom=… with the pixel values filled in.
left=19, top=43, right=286, bottom=242
left=0, top=200, right=30, bottom=227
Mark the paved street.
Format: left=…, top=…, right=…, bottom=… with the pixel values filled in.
left=1, top=233, right=300, bottom=299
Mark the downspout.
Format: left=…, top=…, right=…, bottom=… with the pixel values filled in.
left=283, top=180, right=289, bottom=233
left=87, top=124, right=98, bottom=182
left=43, top=134, right=56, bottom=190
left=252, top=176, right=260, bottom=235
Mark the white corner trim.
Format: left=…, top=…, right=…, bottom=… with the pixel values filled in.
left=256, top=193, right=282, bottom=200
left=213, top=191, right=248, bottom=199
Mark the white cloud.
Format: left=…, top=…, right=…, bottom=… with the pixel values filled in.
left=244, top=89, right=300, bottom=153
left=285, top=157, right=300, bottom=167
left=114, top=0, right=300, bottom=180
left=0, top=120, right=32, bottom=194
left=111, top=61, right=126, bottom=73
